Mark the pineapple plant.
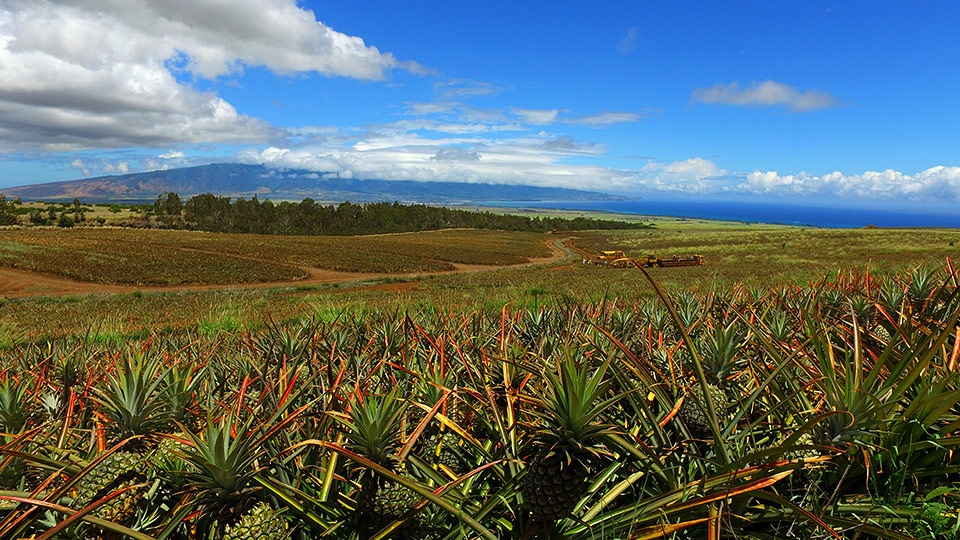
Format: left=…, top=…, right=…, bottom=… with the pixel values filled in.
left=521, top=353, right=621, bottom=527
left=673, top=292, right=704, bottom=336
left=178, top=415, right=289, bottom=538
left=333, top=389, right=425, bottom=537
left=160, top=360, right=205, bottom=433
left=93, top=349, right=172, bottom=451
left=0, top=375, right=33, bottom=490
left=65, top=349, right=172, bottom=536
left=697, top=321, right=745, bottom=388
left=906, top=265, right=940, bottom=314
left=673, top=321, right=741, bottom=439
left=764, top=307, right=796, bottom=344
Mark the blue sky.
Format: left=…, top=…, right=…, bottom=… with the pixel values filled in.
left=1, top=1, right=959, bottom=204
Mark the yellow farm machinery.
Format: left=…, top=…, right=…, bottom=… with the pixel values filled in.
left=585, top=250, right=704, bottom=268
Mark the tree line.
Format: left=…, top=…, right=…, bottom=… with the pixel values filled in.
left=153, top=193, right=651, bottom=235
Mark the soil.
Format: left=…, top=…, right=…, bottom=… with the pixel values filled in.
left=0, top=236, right=576, bottom=298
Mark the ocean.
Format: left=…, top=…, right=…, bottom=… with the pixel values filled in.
left=486, top=197, right=960, bottom=229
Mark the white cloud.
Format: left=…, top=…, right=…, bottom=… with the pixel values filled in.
left=408, top=101, right=459, bottom=116
left=740, top=166, right=960, bottom=200
left=159, top=150, right=185, bottom=159
left=238, top=127, right=960, bottom=202
left=0, top=0, right=417, bottom=152
left=625, top=158, right=731, bottom=193
left=692, top=80, right=838, bottom=112
left=58, top=0, right=416, bottom=80
left=101, top=161, right=129, bottom=174
left=433, top=79, right=503, bottom=99
left=570, top=111, right=646, bottom=125
left=513, top=108, right=560, bottom=125
left=238, top=131, right=633, bottom=190
left=70, top=159, right=91, bottom=177
left=664, top=157, right=721, bottom=180
left=69, top=157, right=131, bottom=176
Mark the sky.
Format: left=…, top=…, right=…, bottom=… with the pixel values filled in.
left=1, top=1, right=959, bottom=205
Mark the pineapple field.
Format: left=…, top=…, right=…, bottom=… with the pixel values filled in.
left=1, top=255, right=959, bottom=538
left=0, top=228, right=552, bottom=287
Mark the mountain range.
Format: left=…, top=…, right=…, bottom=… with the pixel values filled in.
left=1, top=163, right=620, bottom=204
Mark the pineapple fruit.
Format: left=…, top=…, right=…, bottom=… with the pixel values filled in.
left=73, top=450, right=148, bottom=529
left=356, top=473, right=422, bottom=538
left=223, top=502, right=290, bottom=540
left=423, top=430, right=468, bottom=475
left=678, top=382, right=729, bottom=439
left=522, top=355, right=620, bottom=525
left=522, top=451, right=589, bottom=522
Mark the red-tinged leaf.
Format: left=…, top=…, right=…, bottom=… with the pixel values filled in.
left=629, top=517, right=713, bottom=539
left=0, top=492, right=155, bottom=540
left=752, top=491, right=843, bottom=540
left=288, top=440, right=499, bottom=540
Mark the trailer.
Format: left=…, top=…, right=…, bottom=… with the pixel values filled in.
left=652, top=254, right=705, bottom=267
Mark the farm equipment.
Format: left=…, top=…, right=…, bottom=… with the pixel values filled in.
left=585, top=251, right=704, bottom=268
left=596, top=250, right=626, bottom=262
left=646, top=254, right=705, bottom=267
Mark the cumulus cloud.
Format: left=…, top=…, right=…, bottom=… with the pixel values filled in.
left=692, top=80, right=838, bottom=112
left=0, top=0, right=417, bottom=152
left=69, top=157, right=130, bottom=176
left=740, top=166, right=960, bottom=200
left=70, top=159, right=91, bottom=177
left=159, top=150, right=185, bottom=159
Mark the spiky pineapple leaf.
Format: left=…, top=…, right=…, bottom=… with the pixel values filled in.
left=0, top=493, right=155, bottom=540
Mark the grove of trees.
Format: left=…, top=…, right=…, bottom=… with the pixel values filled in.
left=177, top=193, right=650, bottom=235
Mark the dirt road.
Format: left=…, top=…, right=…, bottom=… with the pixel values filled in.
left=0, top=236, right=575, bottom=298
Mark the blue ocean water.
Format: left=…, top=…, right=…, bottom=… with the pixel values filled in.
left=487, top=197, right=960, bottom=229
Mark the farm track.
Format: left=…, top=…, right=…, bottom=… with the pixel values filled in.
left=0, top=235, right=575, bottom=298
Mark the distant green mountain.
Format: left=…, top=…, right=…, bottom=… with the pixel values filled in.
left=2, top=163, right=621, bottom=203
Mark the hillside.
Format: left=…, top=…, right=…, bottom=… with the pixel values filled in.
left=1, top=163, right=622, bottom=204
